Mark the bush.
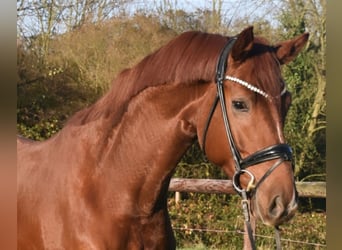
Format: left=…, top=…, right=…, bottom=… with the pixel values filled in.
left=17, top=15, right=177, bottom=139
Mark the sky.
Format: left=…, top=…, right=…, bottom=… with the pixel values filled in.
left=132, top=0, right=281, bottom=22
left=17, top=0, right=282, bottom=38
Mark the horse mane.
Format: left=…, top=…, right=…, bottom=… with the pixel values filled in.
left=66, top=31, right=279, bottom=127
left=66, top=31, right=228, bottom=126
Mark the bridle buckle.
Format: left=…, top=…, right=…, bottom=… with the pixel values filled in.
left=232, top=169, right=256, bottom=194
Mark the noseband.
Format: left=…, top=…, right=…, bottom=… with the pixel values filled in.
left=202, top=37, right=294, bottom=250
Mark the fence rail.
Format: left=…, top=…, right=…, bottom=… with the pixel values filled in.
left=169, top=178, right=326, bottom=198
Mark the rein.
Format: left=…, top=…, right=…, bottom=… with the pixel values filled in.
left=202, top=36, right=294, bottom=250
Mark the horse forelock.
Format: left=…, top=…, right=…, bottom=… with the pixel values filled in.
left=241, top=37, right=284, bottom=100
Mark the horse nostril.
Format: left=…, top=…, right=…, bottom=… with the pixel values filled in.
left=269, top=196, right=285, bottom=218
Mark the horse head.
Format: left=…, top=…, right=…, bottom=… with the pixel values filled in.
left=198, top=26, right=309, bottom=228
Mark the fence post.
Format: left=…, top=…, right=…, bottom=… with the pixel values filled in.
left=175, top=191, right=181, bottom=204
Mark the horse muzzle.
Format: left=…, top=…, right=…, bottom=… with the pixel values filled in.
left=255, top=187, right=298, bottom=227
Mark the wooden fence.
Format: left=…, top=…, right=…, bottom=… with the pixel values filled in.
left=169, top=179, right=326, bottom=248
left=169, top=178, right=326, bottom=198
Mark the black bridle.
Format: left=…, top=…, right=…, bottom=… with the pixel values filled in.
left=201, top=36, right=294, bottom=250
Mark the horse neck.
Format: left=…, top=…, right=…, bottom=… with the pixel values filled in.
left=90, top=82, right=210, bottom=214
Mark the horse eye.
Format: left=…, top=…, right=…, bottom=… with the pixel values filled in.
left=232, top=100, right=249, bottom=112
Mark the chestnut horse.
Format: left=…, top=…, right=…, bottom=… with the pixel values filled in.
left=17, top=26, right=308, bottom=249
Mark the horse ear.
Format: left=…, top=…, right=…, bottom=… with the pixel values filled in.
left=231, top=26, right=254, bottom=62
left=275, top=33, right=309, bottom=65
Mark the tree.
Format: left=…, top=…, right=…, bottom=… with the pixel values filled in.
left=278, top=0, right=326, bottom=180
